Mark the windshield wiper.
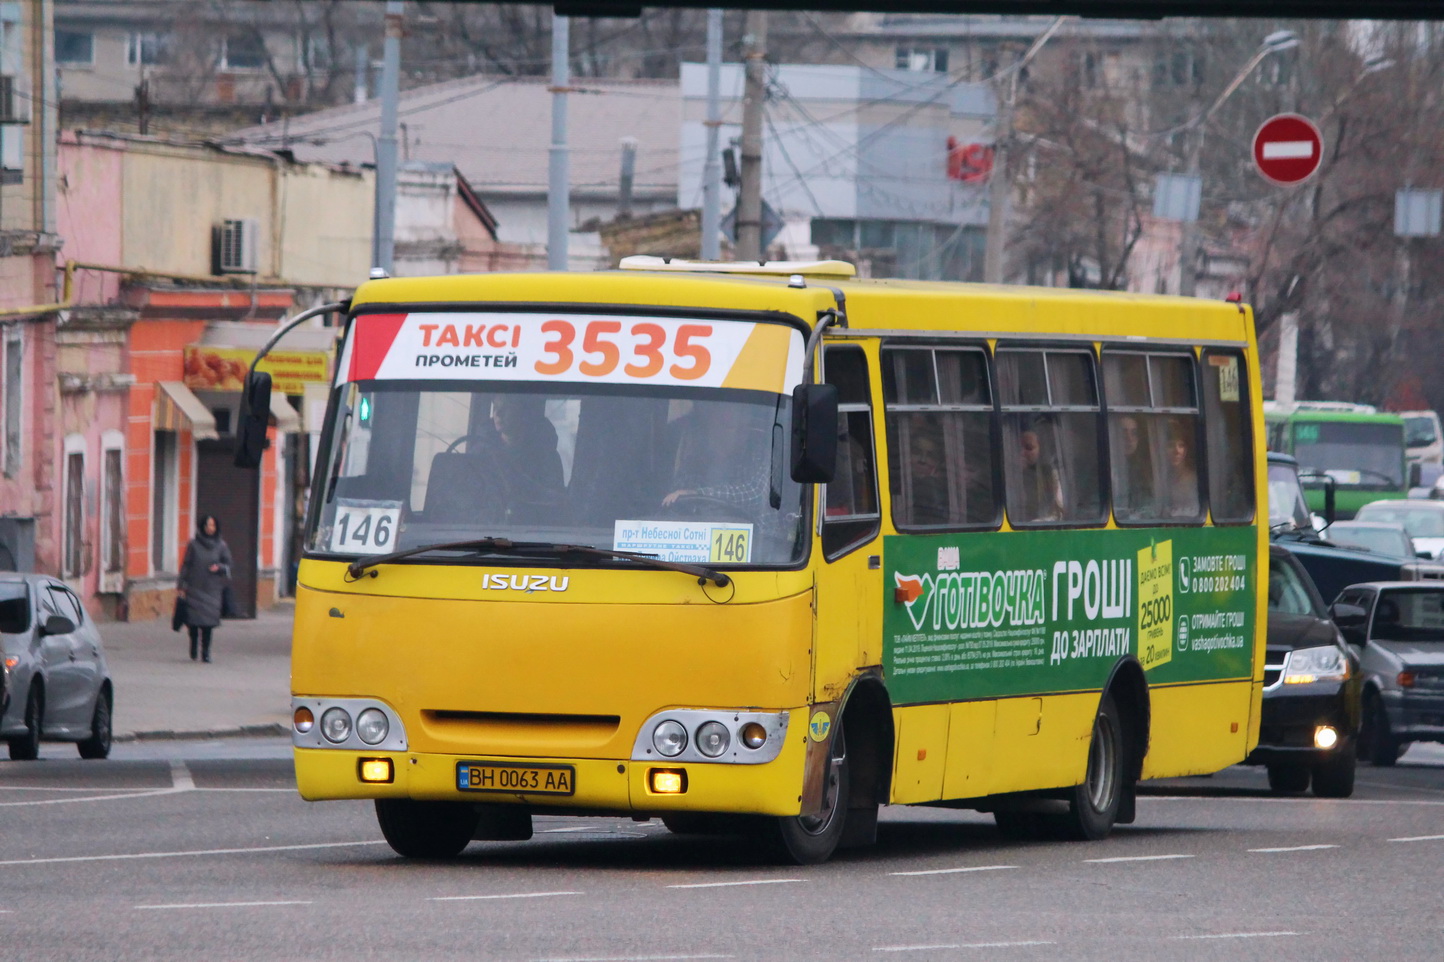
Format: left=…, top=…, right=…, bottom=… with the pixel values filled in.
left=346, top=538, right=730, bottom=587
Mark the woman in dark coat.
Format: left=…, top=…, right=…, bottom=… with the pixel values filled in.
left=177, top=515, right=233, bottom=663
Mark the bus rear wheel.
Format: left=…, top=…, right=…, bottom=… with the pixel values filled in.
left=768, top=724, right=851, bottom=864
left=375, top=799, right=478, bottom=858
left=1055, top=693, right=1126, bottom=841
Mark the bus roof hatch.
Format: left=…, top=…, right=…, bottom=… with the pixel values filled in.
left=618, top=256, right=857, bottom=280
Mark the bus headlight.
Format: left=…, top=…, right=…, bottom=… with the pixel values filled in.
left=1283, top=646, right=1350, bottom=685
left=695, top=721, right=730, bottom=757
left=356, top=708, right=390, bottom=745
left=740, top=722, right=768, bottom=749
left=652, top=720, right=688, bottom=757
left=320, top=707, right=353, bottom=743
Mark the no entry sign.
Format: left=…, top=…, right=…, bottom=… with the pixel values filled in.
left=1253, top=114, right=1323, bottom=186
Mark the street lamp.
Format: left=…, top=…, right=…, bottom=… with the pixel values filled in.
left=1176, top=29, right=1298, bottom=296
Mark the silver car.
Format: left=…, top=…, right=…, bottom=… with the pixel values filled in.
left=1331, top=581, right=1444, bottom=766
left=0, top=573, right=114, bottom=760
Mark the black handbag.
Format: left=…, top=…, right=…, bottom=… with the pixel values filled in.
left=221, top=584, right=240, bottom=619
left=171, top=596, right=188, bottom=632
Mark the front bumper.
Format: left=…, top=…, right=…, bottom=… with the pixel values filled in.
left=1246, top=680, right=1358, bottom=765
left=294, top=731, right=810, bottom=818
left=1381, top=688, right=1444, bottom=743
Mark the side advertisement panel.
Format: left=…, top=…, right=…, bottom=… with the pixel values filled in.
left=884, top=527, right=1258, bottom=705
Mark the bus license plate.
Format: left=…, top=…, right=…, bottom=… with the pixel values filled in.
left=456, top=761, right=575, bottom=796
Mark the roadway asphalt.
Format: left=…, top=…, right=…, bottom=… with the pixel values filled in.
left=101, top=603, right=295, bottom=741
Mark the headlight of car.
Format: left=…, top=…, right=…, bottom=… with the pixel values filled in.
left=1283, top=645, right=1351, bottom=685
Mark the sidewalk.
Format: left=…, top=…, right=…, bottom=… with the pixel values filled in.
left=100, top=604, right=295, bottom=741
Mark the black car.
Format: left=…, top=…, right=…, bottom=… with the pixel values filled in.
left=1246, top=545, right=1361, bottom=797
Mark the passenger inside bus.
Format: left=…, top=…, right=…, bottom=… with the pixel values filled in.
left=1111, top=413, right=1154, bottom=519
left=1162, top=418, right=1201, bottom=518
left=663, top=402, right=773, bottom=519
left=1009, top=423, right=1065, bottom=523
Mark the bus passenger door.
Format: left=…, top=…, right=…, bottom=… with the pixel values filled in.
left=813, top=345, right=883, bottom=705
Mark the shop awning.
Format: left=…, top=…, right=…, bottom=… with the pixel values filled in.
left=155, top=381, right=219, bottom=441
left=269, top=393, right=301, bottom=433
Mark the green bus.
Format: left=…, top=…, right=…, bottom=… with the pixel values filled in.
left=1264, top=402, right=1408, bottom=519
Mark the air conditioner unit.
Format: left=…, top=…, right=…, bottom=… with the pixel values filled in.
left=0, top=75, right=31, bottom=125
left=212, top=218, right=259, bottom=274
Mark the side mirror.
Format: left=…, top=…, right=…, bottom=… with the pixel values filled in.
left=1329, top=602, right=1367, bottom=627
left=790, top=383, right=838, bottom=484
left=1409, top=462, right=1423, bottom=488
left=39, top=614, right=76, bottom=637
left=233, top=371, right=273, bottom=469
left=1300, top=471, right=1336, bottom=528
left=1419, top=550, right=1432, bottom=559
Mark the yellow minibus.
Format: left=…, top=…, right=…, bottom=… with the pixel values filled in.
left=263, top=258, right=1266, bottom=864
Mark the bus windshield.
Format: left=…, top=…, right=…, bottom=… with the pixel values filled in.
left=307, top=381, right=808, bottom=567
left=1292, top=421, right=1404, bottom=489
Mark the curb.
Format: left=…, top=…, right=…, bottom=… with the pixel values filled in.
left=115, top=723, right=288, bottom=743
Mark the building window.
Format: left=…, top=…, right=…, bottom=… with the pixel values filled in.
left=127, top=32, right=166, bottom=66
left=63, top=436, right=87, bottom=579
left=55, top=30, right=95, bottom=66
left=303, top=34, right=333, bottom=71
left=101, top=432, right=126, bottom=592
left=896, top=47, right=949, bottom=73
left=2, top=327, right=20, bottom=477
left=152, top=431, right=179, bottom=573
left=221, top=32, right=268, bottom=71
left=1153, top=49, right=1204, bottom=88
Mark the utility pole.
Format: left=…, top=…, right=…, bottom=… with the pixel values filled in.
left=700, top=9, right=724, bottom=261
left=372, top=0, right=403, bottom=275
left=736, top=11, right=767, bottom=262
left=547, top=15, right=571, bottom=271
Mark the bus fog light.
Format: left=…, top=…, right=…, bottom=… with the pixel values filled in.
left=652, top=720, right=687, bottom=757
left=696, top=721, right=730, bottom=757
left=1315, top=726, right=1339, bottom=750
left=740, top=722, right=768, bottom=749
left=649, top=769, right=687, bottom=794
left=293, top=707, right=314, bottom=734
left=356, top=708, right=390, bottom=745
left=359, top=758, right=393, bottom=783
left=320, top=707, right=353, bottom=743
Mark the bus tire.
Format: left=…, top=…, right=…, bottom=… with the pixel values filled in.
left=375, top=799, right=477, bottom=858
left=768, top=723, right=850, bottom=865
left=1055, top=693, right=1125, bottom=841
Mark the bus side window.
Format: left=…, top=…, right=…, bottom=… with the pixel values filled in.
left=823, top=345, right=880, bottom=559
left=1202, top=350, right=1255, bottom=524
left=997, top=348, right=1105, bottom=526
left=882, top=345, right=999, bottom=530
left=1103, top=351, right=1204, bottom=524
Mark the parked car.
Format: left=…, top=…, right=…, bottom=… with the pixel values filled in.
left=1248, top=546, right=1360, bottom=797
left=1330, top=581, right=1444, bottom=766
left=0, top=574, right=114, bottom=760
left=1326, top=521, right=1423, bottom=559
left=1354, top=499, right=1444, bottom=560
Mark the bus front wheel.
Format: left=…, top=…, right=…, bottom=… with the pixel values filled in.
left=375, top=799, right=478, bottom=858
left=769, top=724, right=851, bottom=864
left=1056, top=693, right=1126, bottom=841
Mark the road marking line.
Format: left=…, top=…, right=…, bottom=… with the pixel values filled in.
left=1389, top=834, right=1444, bottom=842
left=890, top=865, right=1018, bottom=877
left=0, top=786, right=169, bottom=792
left=532, top=956, right=732, bottom=962
left=136, top=900, right=312, bottom=911
left=0, top=839, right=387, bottom=866
left=170, top=760, right=195, bottom=791
left=1248, top=844, right=1339, bottom=853
left=539, top=826, right=595, bottom=833
left=1173, top=932, right=1298, bottom=940
left=874, top=942, right=1055, bottom=952
left=1084, top=854, right=1193, bottom=863
left=0, top=788, right=178, bottom=807
left=429, top=891, right=582, bottom=902
left=666, top=878, right=802, bottom=889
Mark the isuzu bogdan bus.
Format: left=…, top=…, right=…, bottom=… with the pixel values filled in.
left=238, top=258, right=1268, bottom=864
